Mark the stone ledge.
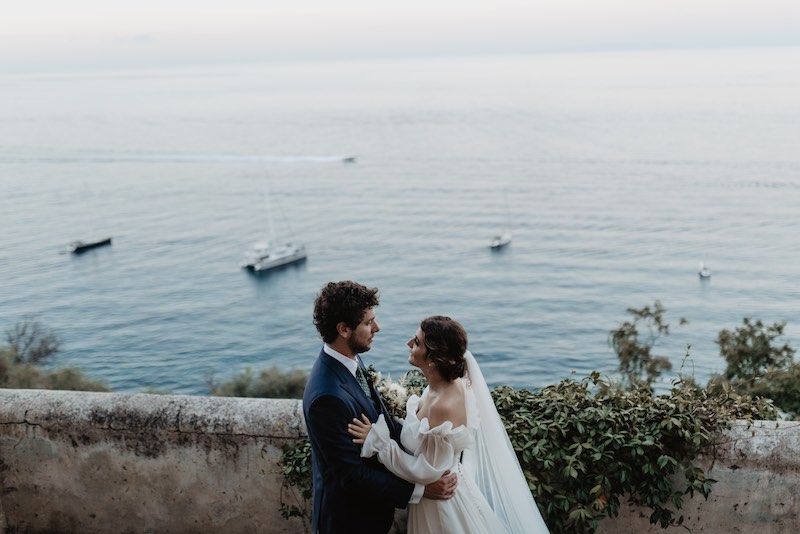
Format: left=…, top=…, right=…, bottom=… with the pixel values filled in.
left=0, top=389, right=307, bottom=534
left=0, top=389, right=307, bottom=439
left=1, top=389, right=799, bottom=533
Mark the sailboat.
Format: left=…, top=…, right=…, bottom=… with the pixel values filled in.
left=698, top=239, right=711, bottom=278
left=241, top=183, right=306, bottom=272
left=489, top=190, right=512, bottom=249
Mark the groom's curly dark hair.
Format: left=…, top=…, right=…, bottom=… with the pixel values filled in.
left=313, top=281, right=380, bottom=343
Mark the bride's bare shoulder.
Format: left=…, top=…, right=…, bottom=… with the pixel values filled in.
left=427, top=382, right=467, bottom=429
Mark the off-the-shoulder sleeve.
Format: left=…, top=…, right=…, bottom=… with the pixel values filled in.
left=361, top=414, right=459, bottom=485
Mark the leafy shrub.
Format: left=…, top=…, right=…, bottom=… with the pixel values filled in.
left=279, top=439, right=313, bottom=524
left=608, top=301, right=684, bottom=390
left=717, top=318, right=795, bottom=381
left=0, top=348, right=109, bottom=391
left=710, top=318, right=798, bottom=418
left=738, top=364, right=800, bottom=419
left=492, top=372, right=773, bottom=532
left=209, top=365, right=308, bottom=398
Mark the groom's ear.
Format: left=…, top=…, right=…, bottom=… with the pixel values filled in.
left=336, top=322, right=351, bottom=339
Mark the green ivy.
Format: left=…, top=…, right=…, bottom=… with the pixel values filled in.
left=280, top=371, right=774, bottom=533
left=278, top=440, right=313, bottom=521
left=492, top=372, right=773, bottom=532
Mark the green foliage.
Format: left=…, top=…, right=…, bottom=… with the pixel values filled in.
left=717, top=318, right=795, bottom=381
left=279, top=439, right=313, bottom=525
left=609, top=302, right=684, bottom=390
left=710, top=318, right=798, bottom=418
left=0, top=348, right=109, bottom=391
left=492, top=373, right=773, bottom=533
left=209, top=365, right=308, bottom=398
left=736, top=364, right=800, bottom=419
left=1, top=319, right=109, bottom=392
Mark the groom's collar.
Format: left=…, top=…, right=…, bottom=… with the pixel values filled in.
left=323, top=344, right=359, bottom=377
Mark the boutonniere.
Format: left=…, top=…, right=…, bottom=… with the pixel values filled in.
left=365, top=364, right=381, bottom=388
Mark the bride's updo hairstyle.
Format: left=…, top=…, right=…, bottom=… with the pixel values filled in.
left=420, top=316, right=468, bottom=382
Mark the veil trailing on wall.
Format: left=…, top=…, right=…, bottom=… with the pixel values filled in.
left=462, top=350, right=550, bottom=534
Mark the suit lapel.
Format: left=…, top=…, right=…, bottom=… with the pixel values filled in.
left=358, top=357, right=398, bottom=432
left=321, top=352, right=378, bottom=419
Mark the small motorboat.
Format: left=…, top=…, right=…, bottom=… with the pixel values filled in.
left=698, top=262, right=712, bottom=279
left=342, top=155, right=357, bottom=163
left=69, top=237, right=112, bottom=254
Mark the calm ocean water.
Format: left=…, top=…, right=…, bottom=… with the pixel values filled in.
left=1, top=48, right=799, bottom=395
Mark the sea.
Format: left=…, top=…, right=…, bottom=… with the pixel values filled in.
left=2, top=47, right=799, bottom=395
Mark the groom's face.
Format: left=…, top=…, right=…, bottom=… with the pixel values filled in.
left=347, top=307, right=380, bottom=354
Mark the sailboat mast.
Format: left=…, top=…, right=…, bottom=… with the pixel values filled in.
left=504, top=189, right=512, bottom=233
left=264, top=184, right=277, bottom=243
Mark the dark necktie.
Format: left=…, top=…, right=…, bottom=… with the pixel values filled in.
left=355, top=366, right=373, bottom=398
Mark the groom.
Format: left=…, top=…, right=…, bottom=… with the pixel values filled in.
left=303, top=281, right=456, bottom=534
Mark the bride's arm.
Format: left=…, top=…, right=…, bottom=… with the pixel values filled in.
left=348, top=414, right=457, bottom=485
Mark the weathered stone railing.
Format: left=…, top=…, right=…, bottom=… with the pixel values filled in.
left=0, top=389, right=308, bottom=534
left=1, top=389, right=799, bottom=533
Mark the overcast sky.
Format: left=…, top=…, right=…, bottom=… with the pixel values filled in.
left=3, top=0, right=799, bottom=73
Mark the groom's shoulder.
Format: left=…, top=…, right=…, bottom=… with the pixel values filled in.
left=305, top=354, right=344, bottom=395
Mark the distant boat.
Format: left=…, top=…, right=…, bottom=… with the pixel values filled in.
left=490, top=231, right=512, bottom=249
left=68, top=181, right=112, bottom=255
left=342, top=155, right=357, bottom=163
left=698, top=262, right=712, bottom=279
left=242, top=241, right=306, bottom=272
left=242, top=175, right=307, bottom=273
left=489, top=189, right=512, bottom=249
left=69, top=237, right=112, bottom=254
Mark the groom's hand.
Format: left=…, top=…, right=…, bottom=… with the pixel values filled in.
left=423, top=470, right=457, bottom=500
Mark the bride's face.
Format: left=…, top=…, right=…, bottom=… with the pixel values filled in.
left=407, top=328, right=428, bottom=369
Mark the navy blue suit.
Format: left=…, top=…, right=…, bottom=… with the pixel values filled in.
left=303, top=349, right=415, bottom=534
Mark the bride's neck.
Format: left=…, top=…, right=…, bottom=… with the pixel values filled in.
left=426, top=373, right=455, bottom=392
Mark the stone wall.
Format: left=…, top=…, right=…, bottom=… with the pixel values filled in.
left=0, top=389, right=308, bottom=534
left=1, top=389, right=799, bottom=533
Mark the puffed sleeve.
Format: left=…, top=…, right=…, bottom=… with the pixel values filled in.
left=360, top=414, right=461, bottom=485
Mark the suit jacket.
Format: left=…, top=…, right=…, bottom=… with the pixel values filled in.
left=302, top=348, right=415, bottom=534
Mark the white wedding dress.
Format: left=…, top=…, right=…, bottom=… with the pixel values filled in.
left=361, top=351, right=549, bottom=534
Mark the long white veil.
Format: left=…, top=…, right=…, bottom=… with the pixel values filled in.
left=462, top=350, right=550, bottom=534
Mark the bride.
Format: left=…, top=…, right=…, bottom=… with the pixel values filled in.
left=347, top=316, right=549, bottom=534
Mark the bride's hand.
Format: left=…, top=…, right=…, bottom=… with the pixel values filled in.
left=347, top=414, right=372, bottom=444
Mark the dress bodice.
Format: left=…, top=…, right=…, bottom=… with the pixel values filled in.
left=399, top=388, right=476, bottom=468
left=360, top=379, right=480, bottom=485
